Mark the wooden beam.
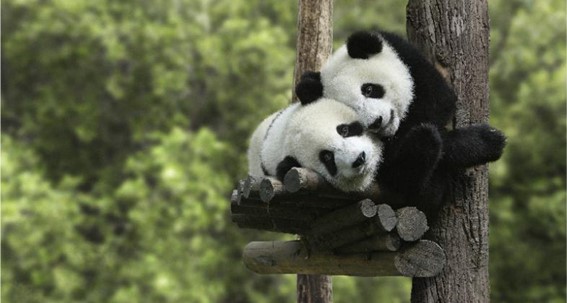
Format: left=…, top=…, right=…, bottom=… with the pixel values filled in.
left=243, top=240, right=445, bottom=277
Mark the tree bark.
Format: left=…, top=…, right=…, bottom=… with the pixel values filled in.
left=294, top=1, right=334, bottom=302
left=406, top=1, right=491, bottom=302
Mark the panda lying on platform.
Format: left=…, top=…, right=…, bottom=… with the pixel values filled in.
left=248, top=98, right=382, bottom=192
left=296, top=30, right=506, bottom=217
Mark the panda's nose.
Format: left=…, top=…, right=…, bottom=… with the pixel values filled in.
left=368, top=117, right=383, bottom=132
left=352, top=152, right=366, bottom=168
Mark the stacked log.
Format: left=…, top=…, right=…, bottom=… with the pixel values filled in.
left=230, top=168, right=446, bottom=277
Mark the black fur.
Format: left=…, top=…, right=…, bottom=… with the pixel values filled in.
left=295, top=71, right=323, bottom=105
left=337, top=122, right=364, bottom=137
left=379, top=31, right=456, bottom=136
left=319, top=150, right=337, bottom=176
left=440, top=124, right=506, bottom=169
left=294, top=29, right=507, bottom=219
left=378, top=123, right=506, bottom=218
left=361, top=83, right=385, bottom=99
left=276, top=156, right=302, bottom=181
left=347, top=31, right=383, bottom=59
left=378, top=123, right=443, bottom=199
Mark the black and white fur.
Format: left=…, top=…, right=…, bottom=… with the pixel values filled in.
left=248, top=98, right=382, bottom=192
left=295, top=30, right=506, bottom=217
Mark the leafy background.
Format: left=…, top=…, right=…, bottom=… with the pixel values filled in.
left=2, top=0, right=565, bottom=302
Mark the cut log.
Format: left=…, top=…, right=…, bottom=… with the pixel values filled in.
left=284, top=167, right=333, bottom=193
left=284, top=167, right=381, bottom=198
left=243, top=175, right=261, bottom=199
left=394, top=240, right=446, bottom=278
left=231, top=214, right=310, bottom=234
left=335, top=233, right=402, bottom=254
left=260, top=177, right=285, bottom=202
left=230, top=203, right=326, bottom=222
left=374, top=204, right=398, bottom=232
left=230, top=189, right=240, bottom=205
left=395, top=207, right=429, bottom=242
left=243, top=239, right=445, bottom=277
left=308, top=219, right=389, bottom=250
left=308, top=199, right=377, bottom=235
left=271, top=194, right=355, bottom=209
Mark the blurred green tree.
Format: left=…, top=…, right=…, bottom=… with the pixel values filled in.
left=1, top=0, right=565, bottom=302
left=2, top=0, right=294, bottom=188
left=489, top=0, right=566, bottom=301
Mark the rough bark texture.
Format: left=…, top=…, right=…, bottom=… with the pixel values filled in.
left=294, top=1, right=334, bottom=302
left=292, top=0, right=333, bottom=102
left=406, top=1, right=491, bottom=302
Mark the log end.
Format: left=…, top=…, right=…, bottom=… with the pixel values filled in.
left=259, top=177, right=283, bottom=202
left=283, top=168, right=303, bottom=193
left=394, top=240, right=446, bottom=277
left=376, top=204, right=398, bottom=232
left=395, top=207, right=429, bottom=241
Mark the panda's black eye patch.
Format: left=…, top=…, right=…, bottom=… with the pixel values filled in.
left=361, top=83, right=385, bottom=99
left=336, top=122, right=364, bottom=137
left=337, top=124, right=349, bottom=137
left=319, top=150, right=337, bottom=176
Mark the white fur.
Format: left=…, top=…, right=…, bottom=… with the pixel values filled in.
left=247, top=99, right=382, bottom=192
left=321, top=36, right=414, bottom=137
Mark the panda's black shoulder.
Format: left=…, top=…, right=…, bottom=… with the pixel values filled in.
left=378, top=31, right=426, bottom=70
left=378, top=30, right=456, bottom=134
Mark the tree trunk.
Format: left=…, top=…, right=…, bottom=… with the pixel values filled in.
left=294, top=0, right=334, bottom=302
left=406, top=1, right=491, bottom=302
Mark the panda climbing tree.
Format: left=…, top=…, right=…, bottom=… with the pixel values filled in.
left=239, top=1, right=498, bottom=303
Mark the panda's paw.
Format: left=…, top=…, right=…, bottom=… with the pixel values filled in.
left=477, top=124, right=507, bottom=162
left=295, top=71, right=323, bottom=105
left=442, top=124, right=507, bottom=168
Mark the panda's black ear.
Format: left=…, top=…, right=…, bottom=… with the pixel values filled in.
left=276, top=156, right=302, bottom=181
left=347, top=31, right=383, bottom=59
left=295, top=71, right=323, bottom=105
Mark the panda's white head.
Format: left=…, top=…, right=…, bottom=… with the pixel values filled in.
left=285, top=98, right=382, bottom=192
left=319, top=31, right=414, bottom=137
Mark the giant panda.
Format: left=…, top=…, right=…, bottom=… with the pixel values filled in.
left=248, top=98, right=382, bottom=192
left=295, top=30, right=506, bottom=217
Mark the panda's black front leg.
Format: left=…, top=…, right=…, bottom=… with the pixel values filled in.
left=378, top=123, right=443, bottom=198
left=439, top=124, right=506, bottom=169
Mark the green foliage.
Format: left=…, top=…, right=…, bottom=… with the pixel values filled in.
left=333, top=0, right=406, bottom=44
left=2, top=0, right=293, bottom=186
left=489, top=0, right=566, bottom=301
left=2, top=129, right=296, bottom=302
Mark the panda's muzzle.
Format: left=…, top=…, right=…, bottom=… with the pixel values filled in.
left=352, top=151, right=366, bottom=168
left=368, top=117, right=383, bottom=132
left=368, top=109, right=395, bottom=134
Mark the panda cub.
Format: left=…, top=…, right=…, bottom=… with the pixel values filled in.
left=295, top=30, right=506, bottom=217
left=248, top=98, right=382, bottom=192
